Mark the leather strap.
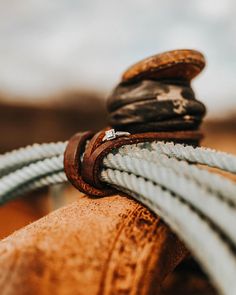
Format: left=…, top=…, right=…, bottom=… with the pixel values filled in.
left=64, top=129, right=202, bottom=197
left=64, top=131, right=115, bottom=197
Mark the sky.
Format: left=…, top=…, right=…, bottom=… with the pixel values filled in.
left=0, top=0, right=236, bottom=117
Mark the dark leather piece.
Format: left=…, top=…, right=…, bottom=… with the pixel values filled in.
left=112, top=117, right=202, bottom=135
left=107, top=78, right=206, bottom=133
left=64, top=131, right=115, bottom=197
left=107, top=80, right=196, bottom=112
left=108, top=99, right=206, bottom=126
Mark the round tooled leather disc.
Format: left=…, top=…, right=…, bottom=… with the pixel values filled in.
left=122, top=49, right=205, bottom=83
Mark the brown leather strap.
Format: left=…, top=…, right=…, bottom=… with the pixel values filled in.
left=64, top=131, right=115, bottom=197
left=64, top=129, right=202, bottom=197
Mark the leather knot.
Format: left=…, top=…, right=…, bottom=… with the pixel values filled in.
left=64, top=129, right=202, bottom=197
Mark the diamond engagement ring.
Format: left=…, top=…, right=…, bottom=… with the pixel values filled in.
left=102, top=129, right=131, bottom=141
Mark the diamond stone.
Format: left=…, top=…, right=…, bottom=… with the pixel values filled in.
left=105, top=129, right=116, bottom=140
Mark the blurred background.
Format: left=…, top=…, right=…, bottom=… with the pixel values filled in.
left=0, top=0, right=235, bottom=151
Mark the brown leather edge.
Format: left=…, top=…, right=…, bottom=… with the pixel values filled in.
left=64, top=131, right=115, bottom=197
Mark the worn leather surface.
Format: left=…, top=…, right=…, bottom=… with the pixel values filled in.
left=121, top=49, right=205, bottom=83
left=0, top=192, right=188, bottom=295
left=63, top=131, right=113, bottom=197
left=108, top=99, right=205, bottom=129
left=107, top=80, right=196, bottom=112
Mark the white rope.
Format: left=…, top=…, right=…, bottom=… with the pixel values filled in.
left=106, top=148, right=236, bottom=206
left=0, top=155, right=64, bottom=204
left=2, top=172, right=67, bottom=203
left=119, top=141, right=236, bottom=173
left=103, top=154, right=236, bottom=246
left=0, top=142, right=67, bottom=177
left=100, top=168, right=236, bottom=295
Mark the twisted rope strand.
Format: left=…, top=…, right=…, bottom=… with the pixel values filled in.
left=107, top=148, right=236, bottom=205
left=0, top=142, right=67, bottom=177
left=0, top=155, right=64, bottom=204
left=118, top=141, right=236, bottom=173
left=152, top=142, right=236, bottom=173
left=103, top=154, right=236, bottom=246
left=2, top=172, right=67, bottom=203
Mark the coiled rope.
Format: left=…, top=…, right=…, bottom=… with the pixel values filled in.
left=0, top=142, right=67, bottom=177
left=0, top=141, right=236, bottom=295
left=101, top=170, right=236, bottom=295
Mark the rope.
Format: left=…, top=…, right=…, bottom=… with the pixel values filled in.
left=1, top=140, right=236, bottom=295
left=103, top=153, right=236, bottom=246
left=105, top=149, right=236, bottom=206
left=3, top=172, right=67, bottom=203
left=0, top=155, right=64, bottom=204
left=0, top=142, right=67, bottom=177
left=119, top=141, right=236, bottom=173
left=100, top=168, right=236, bottom=295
